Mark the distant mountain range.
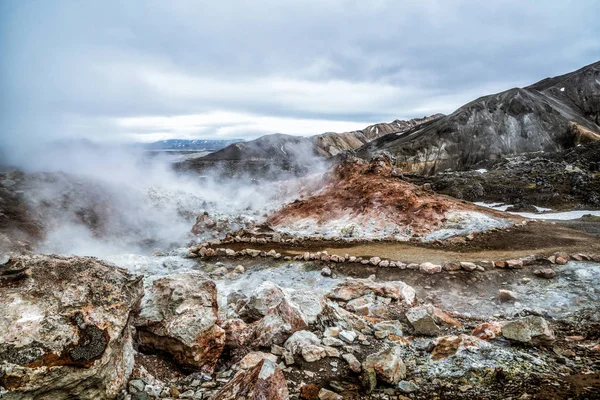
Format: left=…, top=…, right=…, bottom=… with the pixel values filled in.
left=188, top=115, right=443, bottom=164
left=143, top=139, right=243, bottom=151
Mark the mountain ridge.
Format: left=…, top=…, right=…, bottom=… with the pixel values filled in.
left=356, top=61, right=600, bottom=174
left=196, top=114, right=444, bottom=163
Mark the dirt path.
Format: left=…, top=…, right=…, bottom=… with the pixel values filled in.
left=219, top=220, right=600, bottom=264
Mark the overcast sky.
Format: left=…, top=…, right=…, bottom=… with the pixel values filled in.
left=1, top=0, right=599, bottom=145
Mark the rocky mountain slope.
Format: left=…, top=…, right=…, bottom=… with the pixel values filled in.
left=313, top=115, right=443, bottom=158
left=357, top=61, right=600, bottom=174
left=405, top=141, right=600, bottom=210
left=175, top=115, right=442, bottom=179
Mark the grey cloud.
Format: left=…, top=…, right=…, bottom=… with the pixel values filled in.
left=1, top=0, right=599, bottom=145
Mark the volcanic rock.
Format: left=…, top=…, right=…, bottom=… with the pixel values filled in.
left=369, top=257, right=381, bottom=266
left=318, top=388, right=343, bottom=400
left=326, top=277, right=416, bottom=305
left=342, top=353, right=362, bottom=373
left=406, top=305, right=461, bottom=336
left=443, top=261, right=461, bottom=271
left=284, top=331, right=321, bottom=355
left=301, top=345, right=329, bottom=362
left=214, top=359, right=288, bottom=400
left=534, top=268, right=557, bottom=279
left=398, top=381, right=419, bottom=394
left=247, top=296, right=308, bottom=348
left=362, top=346, right=406, bottom=384
left=419, top=262, right=442, bottom=274
left=430, top=335, right=485, bottom=361
left=316, top=301, right=370, bottom=332
left=472, top=322, right=503, bottom=340
left=322, top=337, right=344, bottom=347
left=459, top=262, right=478, bottom=271
left=0, top=254, right=143, bottom=400
left=238, top=281, right=287, bottom=322
left=505, top=259, right=524, bottom=269
left=501, top=316, right=555, bottom=345
left=405, top=307, right=440, bottom=336
left=135, top=272, right=225, bottom=373
left=239, top=352, right=279, bottom=370
left=339, top=330, right=358, bottom=344
left=497, top=289, right=519, bottom=302
left=374, top=321, right=404, bottom=337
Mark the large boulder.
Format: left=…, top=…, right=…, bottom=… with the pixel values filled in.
left=0, top=254, right=143, bottom=400
left=237, top=281, right=323, bottom=326
left=362, top=346, right=406, bottom=384
left=214, top=359, right=289, bottom=400
left=327, top=278, right=416, bottom=305
left=134, top=272, right=225, bottom=373
left=315, top=301, right=370, bottom=332
left=247, top=297, right=308, bottom=348
left=501, top=316, right=555, bottom=345
left=238, top=282, right=286, bottom=322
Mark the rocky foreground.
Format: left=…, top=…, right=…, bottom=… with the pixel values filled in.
left=2, top=251, right=599, bottom=400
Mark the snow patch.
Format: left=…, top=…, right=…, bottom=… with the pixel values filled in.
left=475, top=202, right=600, bottom=220
left=513, top=210, right=600, bottom=220
left=423, top=211, right=511, bottom=241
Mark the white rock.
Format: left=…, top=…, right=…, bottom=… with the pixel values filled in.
left=339, top=330, right=358, bottom=343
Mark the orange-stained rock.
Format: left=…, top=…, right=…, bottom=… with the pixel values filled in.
left=430, top=335, right=485, bottom=361
left=247, top=297, right=308, bottom=348
left=214, top=359, right=289, bottom=400
left=300, top=384, right=320, bottom=400
left=0, top=254, right=144, bottom=400
left=362, top=345, right=406, bottom=384
left=239, top=352, right=278, bottom=370
left=406, top=305, right=462, bottom=336
left=222, top=318, right=250, bottom=348
left=327, top=277, right=416, bottom=305
left=135, top=272, right=225, bottom=373
left=430, top=307, right=462, bottom=328
left=472, top=322, right=503, bottom=340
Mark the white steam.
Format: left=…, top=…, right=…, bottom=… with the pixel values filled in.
left=2, top=140, right=285, bottom=258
